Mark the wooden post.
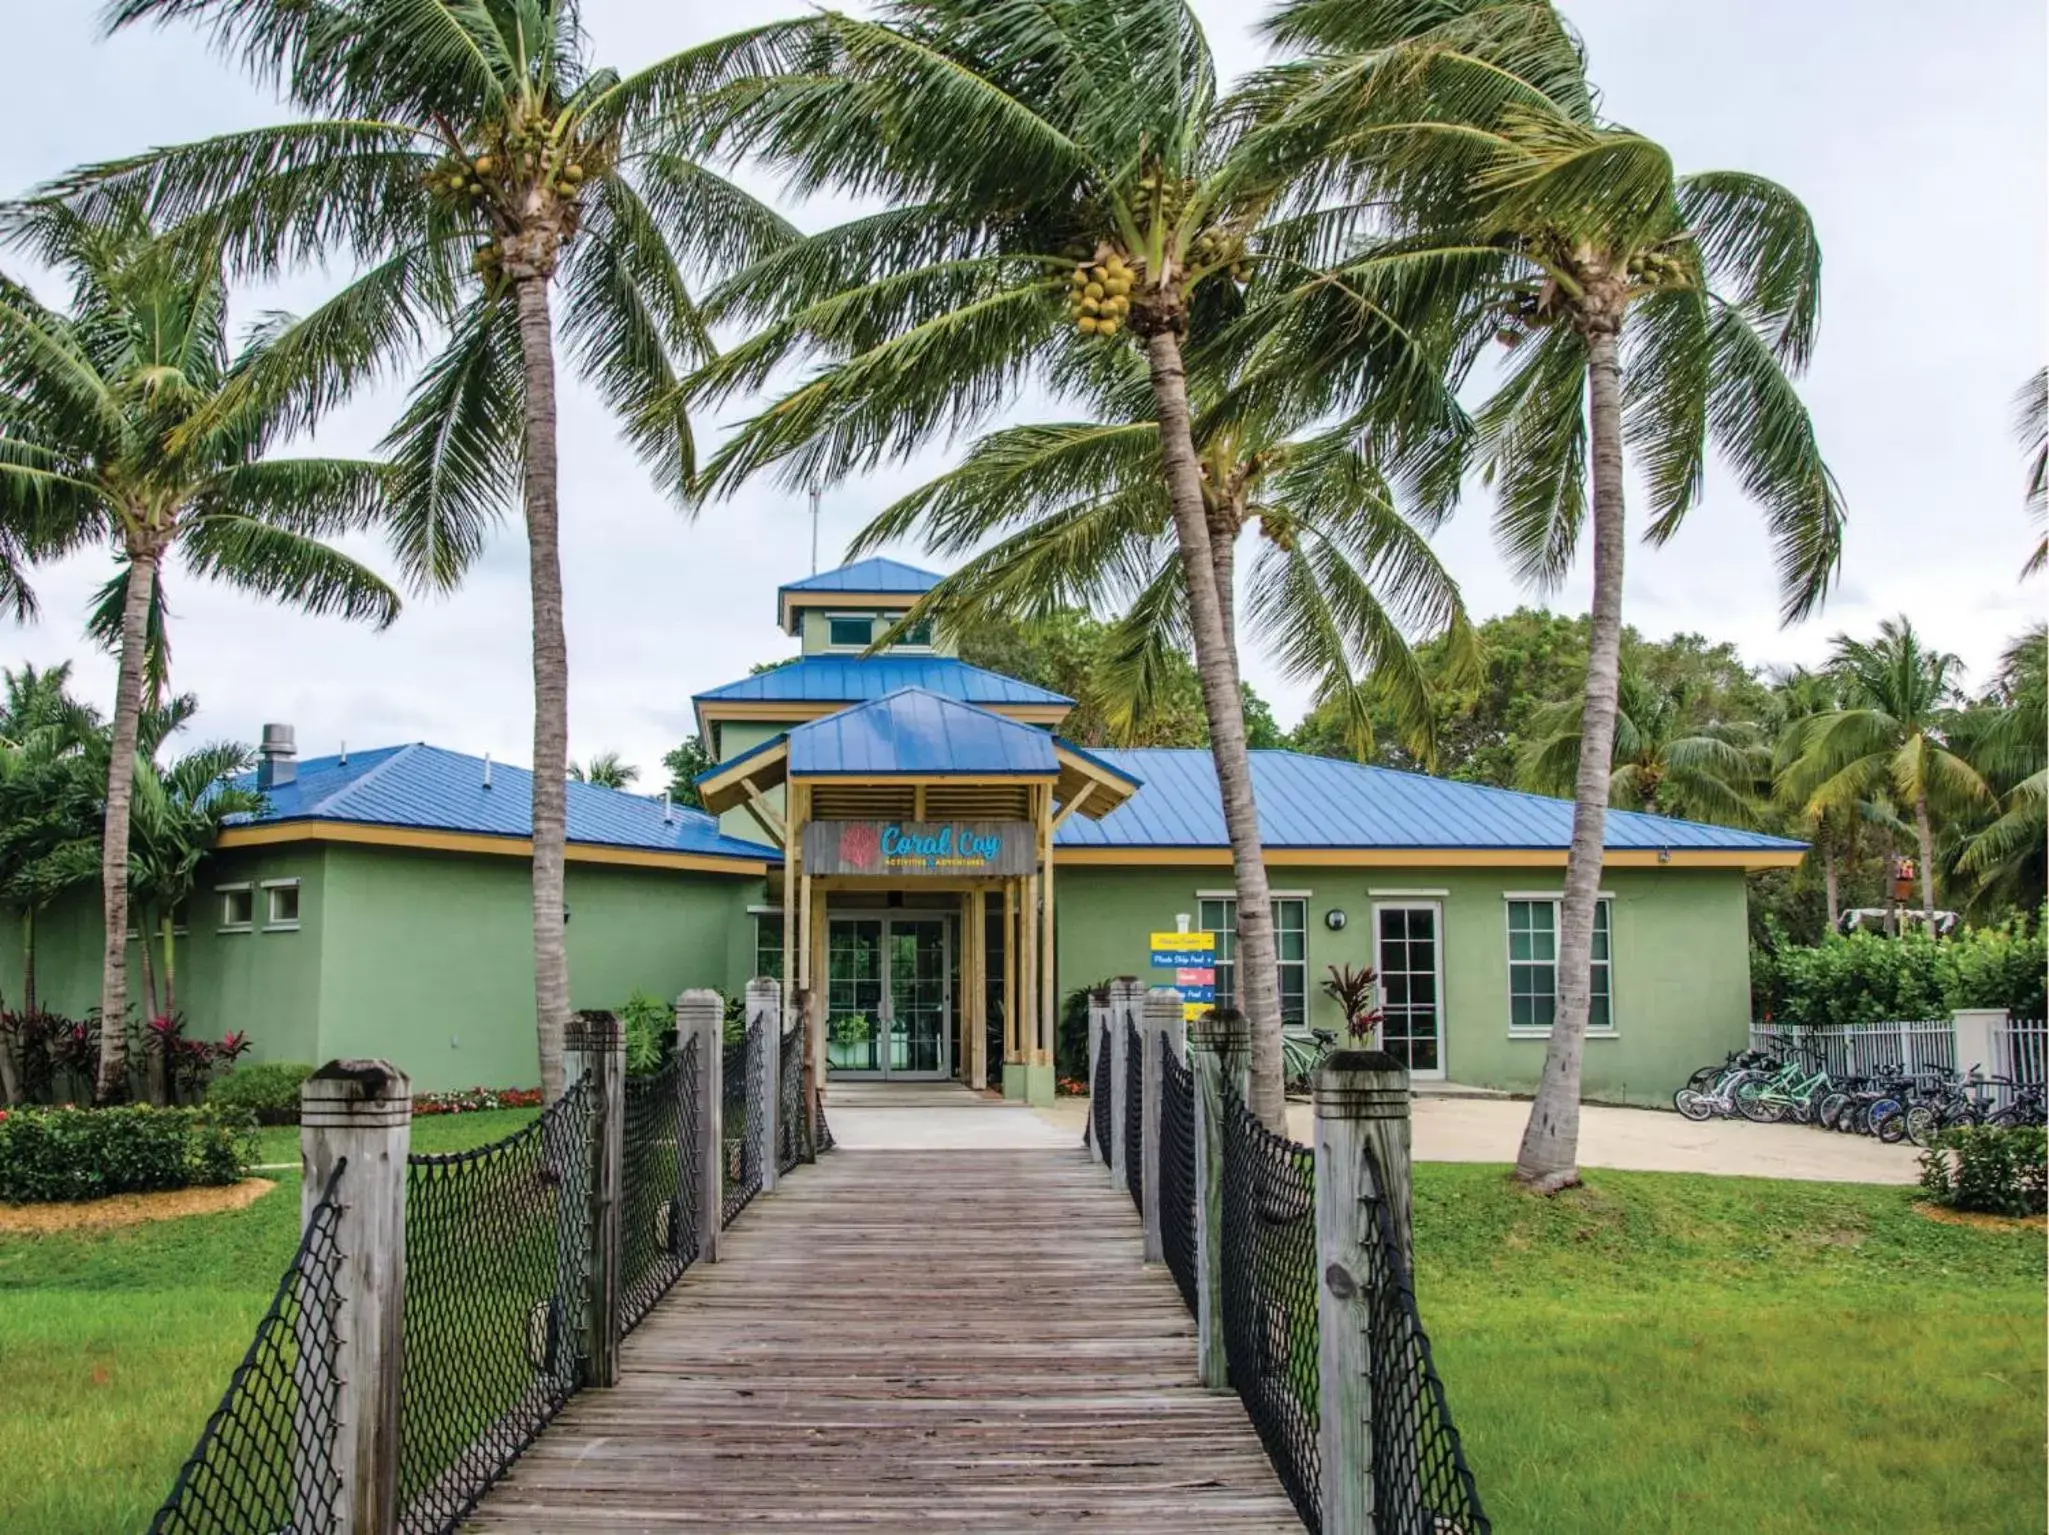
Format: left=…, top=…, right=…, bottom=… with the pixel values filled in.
left=1002, top=879, right=1017, bottom=1077
left=1039, top=786, right=1056, bottom=1071
left=809, top=887, right=830, bottom=1111
left=1085, top=987, right=1111, bottom=1159
left=1140, top=987, right=1181, bottom=1264
left=1316, top=1049, right=1413, bottom=1532
left=677, top=990, right=723, bottom=1263
left=1107, top=977, right=1134, bottom=1191
left=565, top=1012, right=624, bottom=1388
left=1187, top=1007, right=1248, bottom=1391
left=967, top=888, right=988, bottom=1089
left=746, top=978, right=780, bottom=1195
left=300, top=1059, right=410, bottom=1534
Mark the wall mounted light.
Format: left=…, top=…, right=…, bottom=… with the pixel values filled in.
left=1657, top=847, right=1671, bottom=865
left=1324, top=908, right=1348, bottom=932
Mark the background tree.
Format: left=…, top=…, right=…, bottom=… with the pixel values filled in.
left=0, top=206, right=404, bottom=1100
left=1951, top=624, right=2046, bottom=915
left=2020, top=368, right=2045, bottom=578
left=662, top=736, right=714, bottom=811
left=79, top=0, right=797, bottom=1098
left=1246, top=3, right=1843, bottom=1187
left=570, top=752, right=639, bottom=789
left=1782, top=617, right=1991, bottom=922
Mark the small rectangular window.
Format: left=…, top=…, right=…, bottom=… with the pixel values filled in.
left=827, top=615, right=872, bottom=648
left=1197, top=896, right=1308, bottom=1026
left=755, top=911, right=784, bottom=981
left=1506, top=898, right=1612, bottom=1033
left=264, top=881, right=301, bottom=930
left=219, top=885, right=254, bottom=932
left=894, top=619, right=934, bottom=648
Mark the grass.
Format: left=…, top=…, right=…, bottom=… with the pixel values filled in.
left=0, top=1108, right=536, bottom=1535
left=0, top=1135, right=2038, bottom=1535
left=1412, top=1166, right=2046, bottom=1533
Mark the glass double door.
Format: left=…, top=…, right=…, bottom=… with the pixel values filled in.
left=825, top=917, right=952, bottom=1078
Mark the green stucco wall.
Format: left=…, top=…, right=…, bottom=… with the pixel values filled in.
left=1052, top=864, right=1752, bottom=1105
left=712, top=720, right=790, bottom=844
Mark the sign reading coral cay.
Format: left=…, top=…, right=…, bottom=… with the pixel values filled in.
left=802, top=819, right=1037, bottom=877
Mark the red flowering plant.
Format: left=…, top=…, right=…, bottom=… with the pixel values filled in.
left=413, top=1086, right=545, bottom=1116
left=1321, top=964, right=1385, bottom=1045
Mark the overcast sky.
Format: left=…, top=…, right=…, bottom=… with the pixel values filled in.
left=3, top=0, right=2043, bottom=778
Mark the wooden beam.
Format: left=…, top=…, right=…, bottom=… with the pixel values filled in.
left=1040, top=784, right=1056, bottom=1066
left=741, top=776, right=787, bottom=846
left=913, top=783, right=927, bottom=821
left=1050, top=780, right=1096, bottom=832
left=1002, top=880, right=1018, bottom=1069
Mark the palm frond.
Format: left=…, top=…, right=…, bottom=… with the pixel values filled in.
left=180, top=513, right=402, bottom=627
left=1677, top=170, right=1822, bottom=369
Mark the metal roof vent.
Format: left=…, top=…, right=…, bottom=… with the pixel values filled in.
left=257, top=723, right=297, bottom=789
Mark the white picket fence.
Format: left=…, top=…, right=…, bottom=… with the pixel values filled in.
left=1749, top=1020, right=1955, bottom=1080
left=1750, top=1015, right=2049, bottom=1110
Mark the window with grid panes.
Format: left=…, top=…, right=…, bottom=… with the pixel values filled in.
left=1196, top=897, right=1308, bottom=1025
left=754, top=912, right=784, bottom=981
left=1506, top=898, right=1612, bottom=1032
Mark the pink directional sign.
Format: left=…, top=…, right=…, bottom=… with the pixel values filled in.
left=1174, top=967, right=1215, bottom=988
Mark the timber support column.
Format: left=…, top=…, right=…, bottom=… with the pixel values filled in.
left=1025, top=786, right=1057, bottom=1106
left=566, top=1011, right=624, bottom=1388
left=299, top=1059, right=411, bottom=1534
left=677, top=990, right=723, bottom=1263
left=1315, top=1049, right=1414, bottom=1530
left=1187, top=1007, right=1248, bottom=1390
left=1001, top=879, right=1021, bottom=1099
left=1140, top=987, right=1181, bottom=1263
left=747, top=978, right=780, bottom=1196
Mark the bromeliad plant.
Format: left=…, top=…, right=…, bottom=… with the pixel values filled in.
left=1321, top=963, right=1385, bottom=1045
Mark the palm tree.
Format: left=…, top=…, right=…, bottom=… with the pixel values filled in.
left=0, top=207, right=406, bottom=1101
left=2019, top=368, right=2045, bottom=578
left=678, top=0, right=1443, bottom=1127
left=1783, top=617, right=1993, bottom=923
left=1241, top=4, right=1844, bottom=1187
left=73, top=0, right=797, bottom=1098
left=570, top=752, right=639, bottom=790
left=1953, top=624, right=2046, bottom=911
left=856, top=392, right=1477, bottom=761
left=1518, top=667, right=1764, bottom=826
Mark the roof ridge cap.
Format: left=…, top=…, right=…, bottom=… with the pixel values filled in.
left=304, top=741, right=427, bottom=817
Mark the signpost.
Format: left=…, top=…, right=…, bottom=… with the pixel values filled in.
left=1151, top=931, right=1217, bottom=1021
left=802, top=819, right=1036, bottom=878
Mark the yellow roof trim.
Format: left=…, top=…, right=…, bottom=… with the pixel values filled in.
left=215, top=820, right=771, bottom=874
left=1048, top=845, right=1802, bottom=871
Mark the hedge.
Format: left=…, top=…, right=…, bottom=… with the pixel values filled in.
left=1918, top=1126, right=2049, bottom=1217
left=1752, top=916, right=2048, bottom=1027
left=0, top=1105, right=256, bottom=1203
left=204, top=1061, right=317, bottom=1124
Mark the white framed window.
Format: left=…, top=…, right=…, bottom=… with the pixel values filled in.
left=754, top=911, right=784, bottom=980
left=825, top=613, right=873, bottom=649
left=892, top=618, right=935, bottom=650
left=1197, top=895, right=1309, bottom=1026
left=1504, top=895, right=1614, bottom=1035
left=218, top=884, right=254, bottom=933
left=262, top=879, right=302, bottom=931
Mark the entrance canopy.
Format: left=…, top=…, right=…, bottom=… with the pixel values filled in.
left=696, top=688, right=1140, bottom=1104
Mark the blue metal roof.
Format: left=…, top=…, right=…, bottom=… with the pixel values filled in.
left=695, top=655, right=1072, bottom=708
left=778, top=557, right=943, bottom=595
left=1055, top=749, right=1808, bottom=853
left=229, top=744, right=775, bottom=862
left=787, top=689, right=1059, bottom=777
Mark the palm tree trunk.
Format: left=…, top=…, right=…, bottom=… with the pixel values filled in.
left=514, top=272, right=571, bottom=1103
left=1144, top=330, right=1285, bottom=1130
left=136, top=928, right=165, bottom=1106
left=161, top=913, right=176, bottom=1016
left=1822, top=837, right=1840, bottom=930
left=1515, top=325, right=1628, bottom=1193
left=1912, top=790, right=1937, bottom=922
left=96, top=551, right=156, bottom=1103
left=22, top=906, right=35, bottom=1015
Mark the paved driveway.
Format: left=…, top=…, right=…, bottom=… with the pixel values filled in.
left=1043, top=1094, right=1922, bottom=1184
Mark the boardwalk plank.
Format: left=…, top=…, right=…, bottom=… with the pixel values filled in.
left=464, top=1147, right=1301, bottom=1533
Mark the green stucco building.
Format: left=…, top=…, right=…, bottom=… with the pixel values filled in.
left=5, top=558, right=1802, bottom=1103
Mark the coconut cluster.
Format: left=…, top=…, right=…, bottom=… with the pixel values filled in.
left=1191, top=226, right=1251, bottom=284
left=1067, top=251, right=1135, bottom=337
left=1627, top=248, right=1688, bottom=286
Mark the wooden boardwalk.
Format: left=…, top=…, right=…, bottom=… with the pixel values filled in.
left=466, top=1144, right=1302, bottom=1531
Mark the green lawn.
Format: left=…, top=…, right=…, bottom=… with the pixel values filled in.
left=1413, top=1167, right=2046, bottom=1533
left=0, top=1108, right=536, bottom=1535
left=0, top=1147, right=2038, bottom=1534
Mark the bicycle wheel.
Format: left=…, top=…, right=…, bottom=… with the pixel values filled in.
left=1902, top=1105, right=1939, bottom=1147
left=1676, top=1088, right=1715, bottom=1123
left=1868, top=1101, right=1902, bottom=1140
left=1817, top=1092, right=1849, bottom=1131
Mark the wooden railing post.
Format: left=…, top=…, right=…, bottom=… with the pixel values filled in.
left=1316, top=1050, right=1413, bottom=1532
left=1107, top=977, right=1141, bottom=1191
left=746, top=978, right=780, bottom=1195
left=1140, top=987, right=1182, bottom=1263
left=566, top=1012, right=624, bottom=1388
left=1186, top=1007, right=1247, bottom=1391
left=1085, top=986, right=1111, bottom=1160
left=300, top=1059, right=410, bottom=1535
left=677, top=990, right=723, bottom=1264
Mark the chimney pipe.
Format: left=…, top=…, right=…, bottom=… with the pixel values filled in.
left=257, top=723, right=297, bottom=789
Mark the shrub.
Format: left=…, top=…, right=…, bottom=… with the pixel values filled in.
left=0, top=1105, right=256, bottom=1203
left=1752, top=912, right=2048, bottom=1026
left=619, top=991, right=673, bottom=1075
left=205, top=1062, right=317, bottom=1124
left=1917, top=1126, right=2048, bottom=1217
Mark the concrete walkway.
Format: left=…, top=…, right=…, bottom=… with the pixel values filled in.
left=827, top=1080, right=1081, bottom=1149
left=1039, top=1094, right=1921, bottom=1185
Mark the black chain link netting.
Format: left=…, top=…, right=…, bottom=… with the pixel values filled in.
left=398, top=1074, right=597, bottom=1534
left=721, top=1020, right=765, bottom=1227
left=621, top=1038, right=701, bottom=1337
left=1091, top=1019, right=1113, bottom=1162
left=1124, top=1019, right=1145, bottom=1218
left=1220, top=1085, right=1321, bottom=1531
left=1158, top=1048, right=1197, bottom=1316
left=1360, top=1143, right=1491, bottom=1535
left=776, top=1022, right=812, bottom=1175
left=148, top=1164, right=348, bottom=1535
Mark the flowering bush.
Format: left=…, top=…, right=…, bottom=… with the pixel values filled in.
left=412, top=1087, right=544, bottom=1116
left=1056, top=1075, right=1089, bottom=1097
